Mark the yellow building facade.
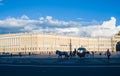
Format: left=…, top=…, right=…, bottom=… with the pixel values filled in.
left=0, top=32, right=119, bottom=55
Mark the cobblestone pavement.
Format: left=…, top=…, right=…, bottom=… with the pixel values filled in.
left=0, top=53, right=120, bottom=65
left=1, top=53, right=120, bottom=76
left=0, top=57, right=120, bottom=65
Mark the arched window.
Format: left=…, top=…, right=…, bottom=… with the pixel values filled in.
left=116, top=41, right=120, bottom=51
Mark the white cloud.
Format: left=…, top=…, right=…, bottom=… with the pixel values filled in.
left=0, top=17, right=36, bottom=27
left=102, top=17, right=116, bottom=29
left=91, top=17, right=117, bottom=37
left=77, top=18, right=83, bottom=20
left=21, top=15, right=29, bottom=20
left=55, top=27, right=79, bottom=35
left=46, top=16, right=52, bottom=20
left=24, top=26, right=33, bottom=31
left=39, top=17, right=44, bottom=21
left=0, top=15, right=119, bottom=37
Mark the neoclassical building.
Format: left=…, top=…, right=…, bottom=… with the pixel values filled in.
left=0, top=32, right=120, bottom=55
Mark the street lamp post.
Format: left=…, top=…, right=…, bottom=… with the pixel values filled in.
left=31, top=33, right=32, bottom=54
left=69, top=39, right=72, bottom=57
left=98, top=37, right=99, bottom=52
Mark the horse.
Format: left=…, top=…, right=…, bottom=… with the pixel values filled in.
left=56, top=50, right=69, bottom=58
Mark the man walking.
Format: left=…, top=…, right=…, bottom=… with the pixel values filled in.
left=105, top=49, right=111, bottom=60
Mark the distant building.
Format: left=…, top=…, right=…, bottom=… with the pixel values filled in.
left=0, top=32, right=119, bottom=55
left=112, top=35, right=120, bottom=51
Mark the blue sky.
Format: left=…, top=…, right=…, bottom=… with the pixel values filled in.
left=0, top=0, right=120, bottom=22
left=0, top=0, right=120, bottom=37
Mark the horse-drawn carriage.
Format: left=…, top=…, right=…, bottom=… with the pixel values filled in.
left=56, top=47, right=87, bottom=58
left=77, top=47, right=87, bottom=58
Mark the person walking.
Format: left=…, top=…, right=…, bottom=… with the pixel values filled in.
left=49, top=52, right=51, bottom=57
left=91, top=51, right=94, bottom=58
left=105, top=49, right=111, bottom=60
